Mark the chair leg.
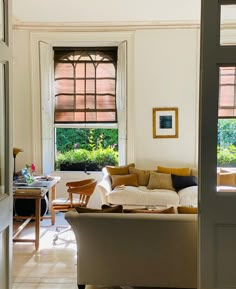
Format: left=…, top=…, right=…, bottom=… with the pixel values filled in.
left=78, top=284, right=85, bottom=289
left=53, top=225, right=72, bottom=245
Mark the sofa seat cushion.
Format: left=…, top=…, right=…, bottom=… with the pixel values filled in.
left=178, top=185, right=198, bottom=207
left=106, top=185, right=180, bottom=206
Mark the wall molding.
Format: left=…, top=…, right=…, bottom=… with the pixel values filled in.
left=13, top=19, right=202, bottom=31
left=13, top=19, right=236, bottom=32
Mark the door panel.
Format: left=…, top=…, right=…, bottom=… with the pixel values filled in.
left=199, top=1, right=236, bottom=288
left=0, top=0, right=12, bottom=288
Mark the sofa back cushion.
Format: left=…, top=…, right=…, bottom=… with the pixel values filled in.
left=157, top=165, right=191, bottom=176
left=106, top=163, right=135, bottom=176
left=217, top=170, right=236, bottom=186
left=111, top=174, right=139, bottom=189
left=147, top=172, right=174, bottom=191
left=171, top=174, right=198, bottom=191
left=128, top=167, right=151, bottom=186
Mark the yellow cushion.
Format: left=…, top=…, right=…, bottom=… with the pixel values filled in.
left=106, top=163, right=135, bottom=176
left=111, top=174, right=139, bottom=189
left=157, top=165, right=191, bottom=176
left=177, top=206, right=198, bottom=214
left=147, top=172, right=174, bottom=191
left=218, top=172, right=235, bottom=186
left=129, top=167, right=151, bottom=186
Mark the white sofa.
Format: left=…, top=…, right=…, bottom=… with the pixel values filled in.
left=65, top=211, right=197, bottom=288
left=98, top=167, right=198, bottom=209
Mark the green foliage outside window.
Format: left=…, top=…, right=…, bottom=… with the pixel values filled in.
left=55, top=128, right=119, bottom=170
left=56, top=128, right=118, bottom=152
left=217, top=119, right=236, bottom=167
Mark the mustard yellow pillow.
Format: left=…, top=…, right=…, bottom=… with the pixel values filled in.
left=177, top=206, right=198, bottom=214
left=147, top=172, right=174, bottom=191
left=128, top=167, right=151, bottom=186
left=218, top=172, right=235, bottom=186
left=106, top=163, right=135, bottom=176
left=157, top=166, right=191, bottom=176
left=111, top=174, right=139, bottom=189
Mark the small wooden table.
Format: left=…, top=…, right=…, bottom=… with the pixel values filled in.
left=13, top=177, right=60, bottom=250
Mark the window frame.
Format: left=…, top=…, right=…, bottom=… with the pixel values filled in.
left=38, top=39, right=128, bottom=174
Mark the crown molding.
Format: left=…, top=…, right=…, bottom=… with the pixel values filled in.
left=12, top=20, right=201, bottom=31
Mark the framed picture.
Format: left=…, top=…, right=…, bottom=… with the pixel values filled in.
left=153, top=107, right=178, bottom=138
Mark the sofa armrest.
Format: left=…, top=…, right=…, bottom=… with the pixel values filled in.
left=97, top=168, right=112, bottom=205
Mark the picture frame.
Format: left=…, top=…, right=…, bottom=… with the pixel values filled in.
left=152, top=107, right=178, bottom=138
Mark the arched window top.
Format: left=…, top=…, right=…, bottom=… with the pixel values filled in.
left=53, top=47, right=118, bottom=124
left=54, top=47, right=117, bottom=63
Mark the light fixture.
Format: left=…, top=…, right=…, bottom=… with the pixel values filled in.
left=13, top=147, right=24, bottom=179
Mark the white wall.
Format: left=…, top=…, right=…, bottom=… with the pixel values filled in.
left=134, top=28, right=199, bottom=169
left=12, top=0, right=201, bottom=22
left=12, top=30, right=33, bottom=168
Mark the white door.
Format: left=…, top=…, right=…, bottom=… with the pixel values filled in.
left=0, top=0, right=12, bottom=288
left=199, top=1, right=236, bottom=288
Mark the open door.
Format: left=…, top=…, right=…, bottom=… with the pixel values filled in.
left=199, top=1, right=236, bottom=288
left=0, top=0, right=13, bottom=288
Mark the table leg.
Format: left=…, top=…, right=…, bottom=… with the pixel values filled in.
left=35, top=198, right=40, bottom=250
left=51, top=185, right=56, bottom=225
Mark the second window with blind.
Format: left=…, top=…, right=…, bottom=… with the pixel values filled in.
left=218, top=66, right=236, bottom=168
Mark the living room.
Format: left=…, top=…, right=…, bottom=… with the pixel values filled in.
left=12, top=1, right=200, bottom=205
left=3, top=1, right=236, bottom=289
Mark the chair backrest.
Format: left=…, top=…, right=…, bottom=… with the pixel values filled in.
left=66, top=178, right=97, bottom=208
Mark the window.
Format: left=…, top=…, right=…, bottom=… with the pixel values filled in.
left=53, top=47, right=120, bottom=171
left=217, top=67, right=236, bottom=167
left=54, top=47, right=118, bottom=124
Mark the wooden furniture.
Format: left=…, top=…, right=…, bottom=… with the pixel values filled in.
left=52, top=178, right=97, bottom=243
left=13, top=177, right=60, bottom=250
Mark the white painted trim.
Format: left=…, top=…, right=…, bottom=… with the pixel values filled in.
left=14, top=20, right=201, bottom=31
left=13, top=20, right=236, bottom=32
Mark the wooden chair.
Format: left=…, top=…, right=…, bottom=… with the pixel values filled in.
left=52, top=178, right=97, bottom=244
